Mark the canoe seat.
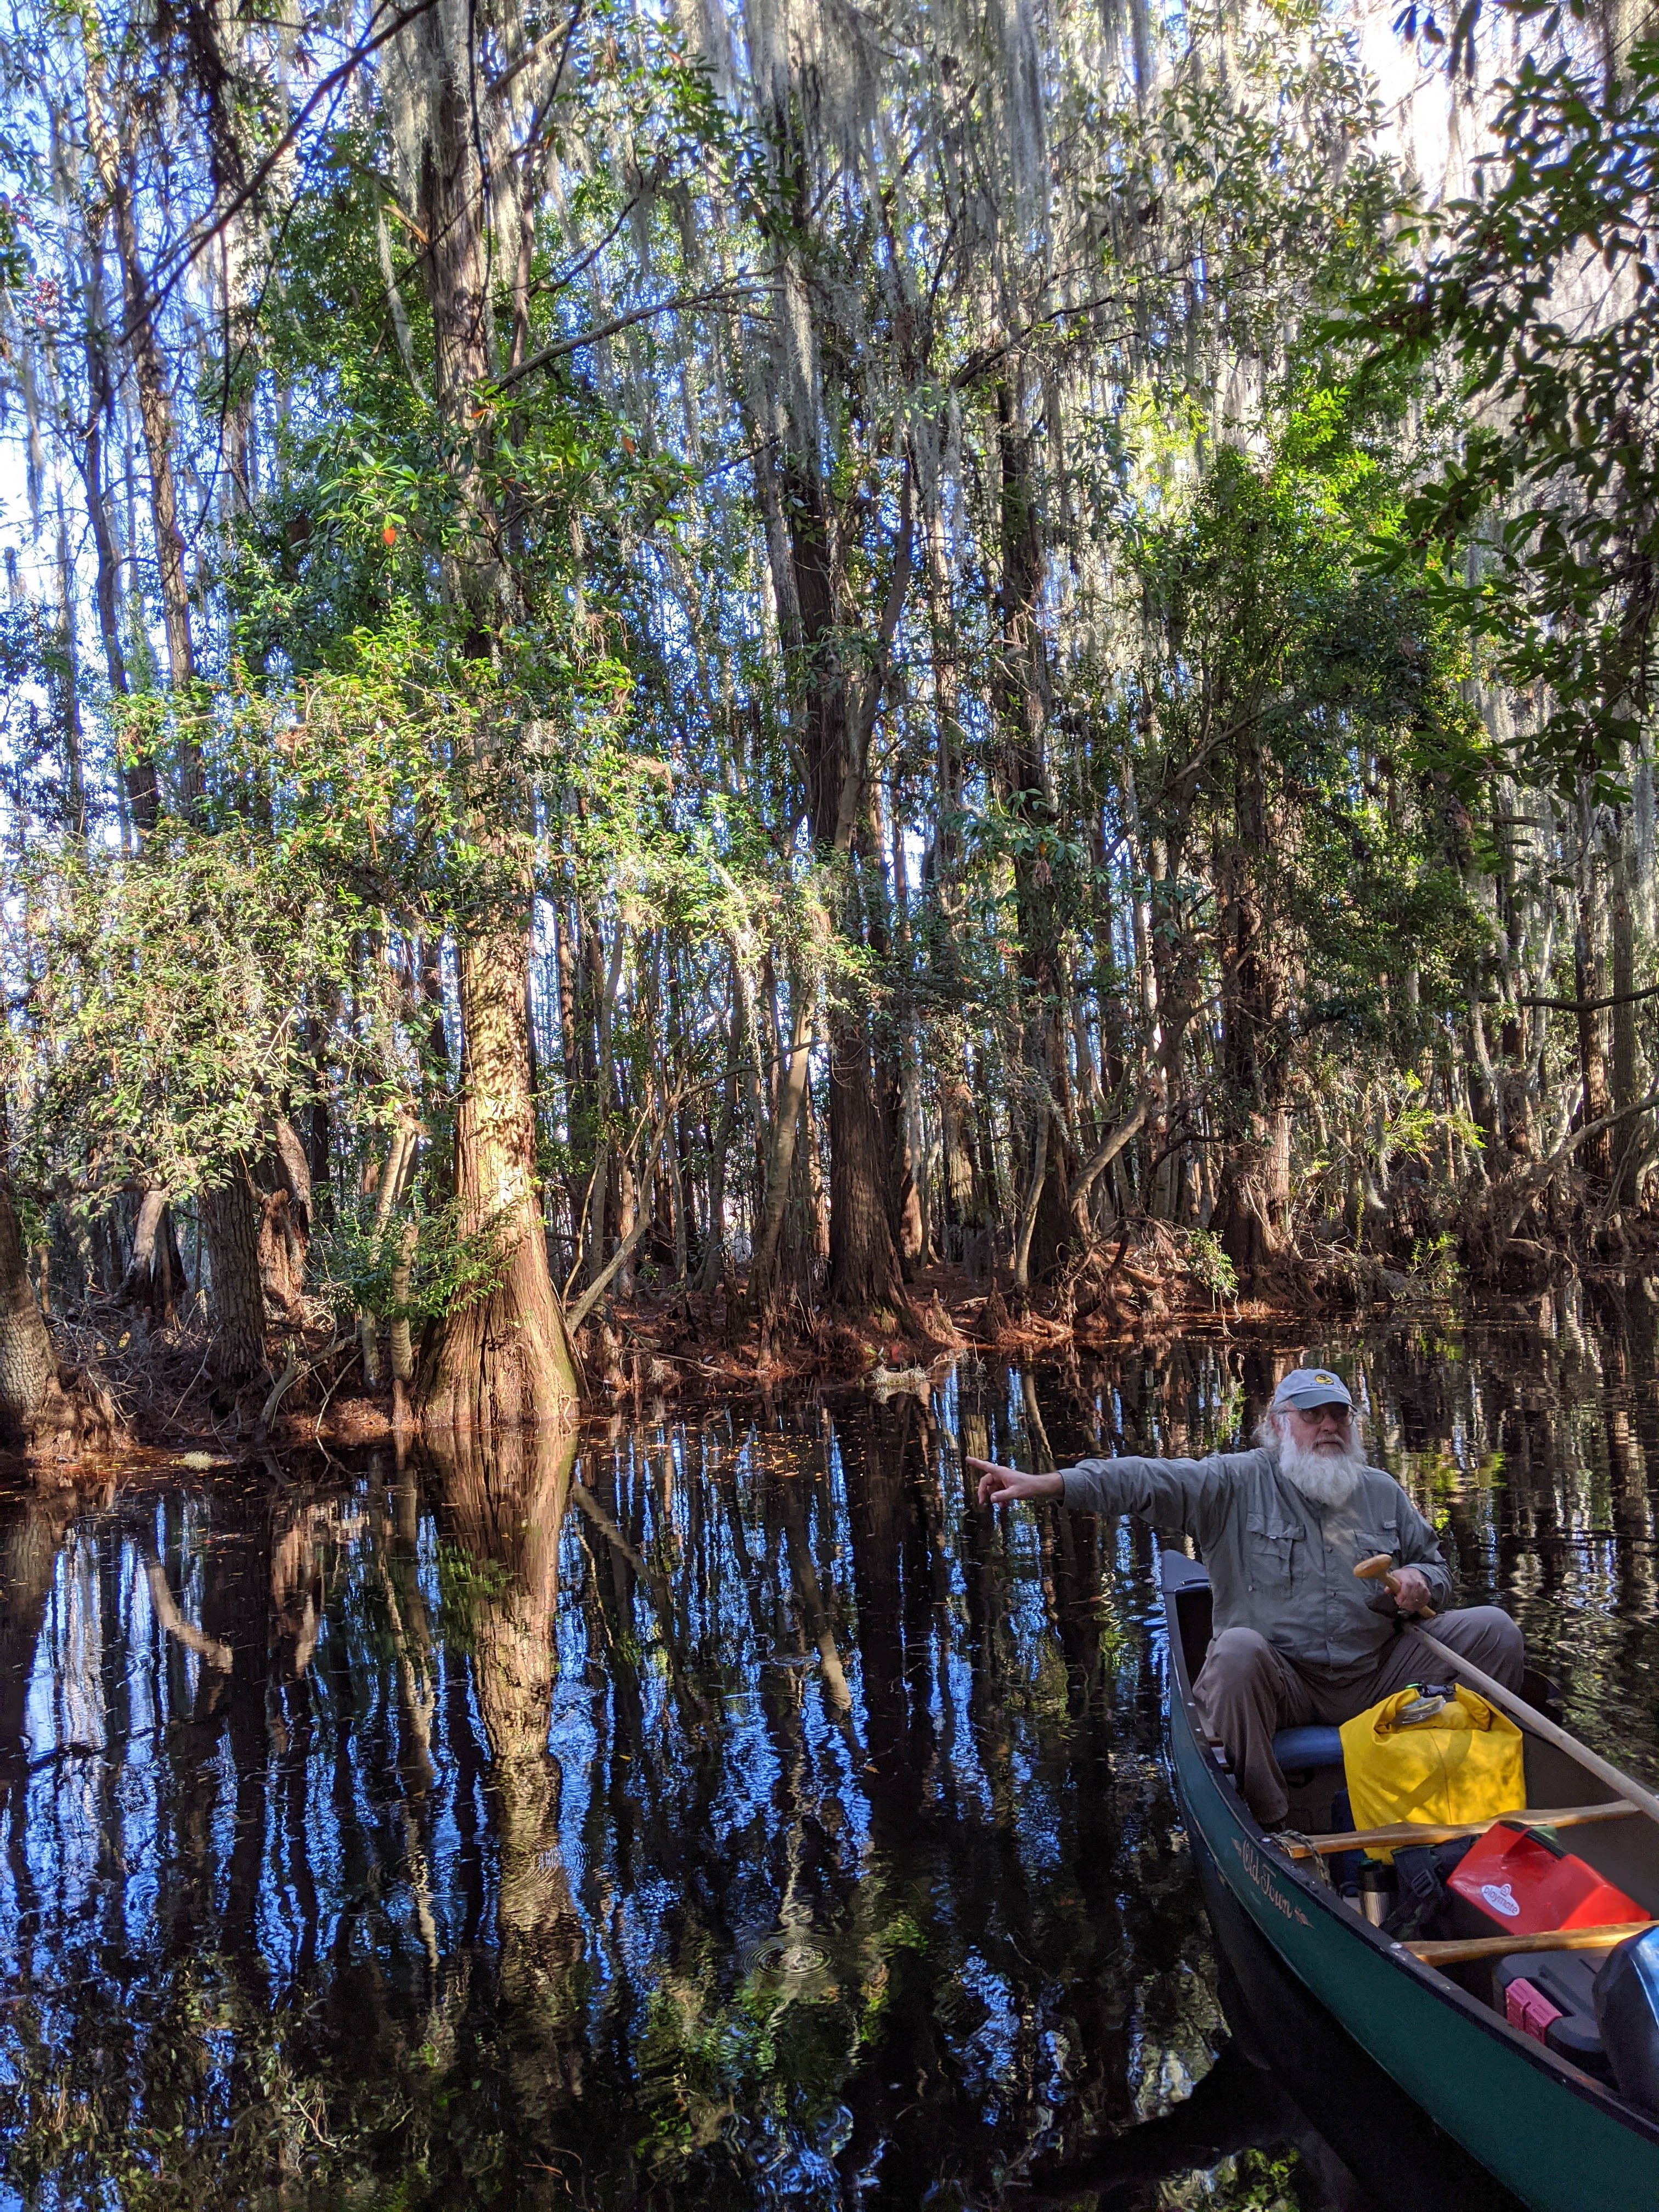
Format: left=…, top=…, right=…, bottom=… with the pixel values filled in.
left=1274, top=1724, right=1345, bottom=1773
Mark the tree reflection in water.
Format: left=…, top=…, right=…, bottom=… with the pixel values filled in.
left=7, top=1312, right=1659, bottom=2207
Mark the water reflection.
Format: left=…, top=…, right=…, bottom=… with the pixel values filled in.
left=5, top=1299, right=1659, bottom=2208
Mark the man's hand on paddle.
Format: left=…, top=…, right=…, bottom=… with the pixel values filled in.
left=1389, top=1565, right=1434, bottom=1617
left=968, top=1458, right=1064, bottom=1507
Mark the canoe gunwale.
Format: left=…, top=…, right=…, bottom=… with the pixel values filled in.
left=1157, top=1546, right=1659, bottom=2171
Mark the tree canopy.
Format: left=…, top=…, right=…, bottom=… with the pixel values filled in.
left=2, top=0, right=1657, bottom=1447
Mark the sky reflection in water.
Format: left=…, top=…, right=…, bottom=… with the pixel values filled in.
left=3, top=1301, right=1658, bottom=2209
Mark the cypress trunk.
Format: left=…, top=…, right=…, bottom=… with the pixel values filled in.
left=826, top=1000, right=908, bottom=1319
left=791, top=460, right=908, bottom=1317
left=0, top=1172, right=121, bottom=1464
left=119, top=1187, right=187, bottom=1327
left=397, top=0, right=580, bottom=1425
left=419, top=907, right=581, bottom=1428
left=746, top=974, right=815, bottom=1319
left=1575, top=795, right=1615, bottom=1187
left=997, top=386, right=1073, bottom=1285
left=200, top=1163, right=268, bottom=1386
left=1610, top=805, right=1645, bottom=1207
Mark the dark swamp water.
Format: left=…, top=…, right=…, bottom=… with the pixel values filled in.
left=7, top=1295, right=1659, bottom=2211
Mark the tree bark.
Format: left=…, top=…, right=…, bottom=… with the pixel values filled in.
left=199, top=1162, right=268, bottom=1386
left=1610, top=804, right=1645, bottom=1207
left=996, top=385, right=1073, bottom=1284
left=84, top=29, right=202, bottom=808
left=255, top=1116, right=313, bottom=1316
left=695, top=952, right=742, bottom=1291
left=417, top=907, right=581, bottom=1429
left=752, top=212, right=914, bottom=1318
left=746, top=969, right=815, bottom=1319
left=118, top=1187, right=187, bottom=1327
left=790, top=442, right=909, bottom=1316
left=826, top=996, right=908, bottom=1320
left=1576, top=794, right=1616, bottom=1187
left=0, top=1171, right=121, bottom=1464
left=359, top=1116, right=417, bottom=1390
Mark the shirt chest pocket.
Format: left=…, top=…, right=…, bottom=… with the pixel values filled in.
left=1245, top=1508, right=1301, bottom=1589
left=1359, top=1514, right=1401, bottom=1568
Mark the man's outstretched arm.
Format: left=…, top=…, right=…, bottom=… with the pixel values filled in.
left=969, top=1451, right=1239, bottom=1543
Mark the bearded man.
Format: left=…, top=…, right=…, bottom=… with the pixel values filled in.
left=969, top=1368, right=1525, bottom=1830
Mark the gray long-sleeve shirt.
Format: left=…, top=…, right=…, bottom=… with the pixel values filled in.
left=1061, top=1446, right=1451, bottom=1684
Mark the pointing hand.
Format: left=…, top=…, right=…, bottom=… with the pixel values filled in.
left=968, top=1458, right=1065, bottom=1507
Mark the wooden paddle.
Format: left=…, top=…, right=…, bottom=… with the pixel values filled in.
left=1279, top=1802, right=1643, bottom=1860
left=1408, top=1921, right=1657, bottom=1968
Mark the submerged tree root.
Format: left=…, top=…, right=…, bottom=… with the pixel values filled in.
left=4, top=1362, right=127, bottom=1473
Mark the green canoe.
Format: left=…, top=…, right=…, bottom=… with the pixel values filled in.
left=1162, top=1549, right=1659, bottom=2211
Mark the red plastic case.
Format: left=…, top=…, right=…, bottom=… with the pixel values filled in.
left=1448, top=1821, right=1644, bottom=1938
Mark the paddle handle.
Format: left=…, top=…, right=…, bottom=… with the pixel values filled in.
left=1415, top=1627, right=1659, bottom=1835
left=1354, top=1551, right=1437, bottom=1619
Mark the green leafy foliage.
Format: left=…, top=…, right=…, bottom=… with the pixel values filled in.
left=1339, top=29, right=1659, bottom=786
left=1105, top=380, right=1492, bottom=1056
left=306, top=1185, right=512, bottom=1325
left=9, top=834, right=376, bottom=1203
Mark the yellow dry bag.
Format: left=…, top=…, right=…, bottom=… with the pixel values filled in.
left=1339, top=1684, right=1526, bottom=1860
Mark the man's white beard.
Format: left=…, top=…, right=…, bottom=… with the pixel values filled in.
left=1278, top=1429, right=1367, bottom=1509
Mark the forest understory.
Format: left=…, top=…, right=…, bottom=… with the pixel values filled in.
left=17, top=1166, right=1659, bottom=1469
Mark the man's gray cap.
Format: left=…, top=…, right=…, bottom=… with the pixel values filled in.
left=1272, top=1367, right=1353, bottom=1412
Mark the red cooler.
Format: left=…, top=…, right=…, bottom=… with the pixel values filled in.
left=1448, top=1821, right=1645, bottom=1938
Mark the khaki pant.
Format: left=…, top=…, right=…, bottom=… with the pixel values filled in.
left=1193, top=1609, right=1527, bottom=1829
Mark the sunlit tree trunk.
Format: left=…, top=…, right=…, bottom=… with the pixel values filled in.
left=420, top=906, right=582, bottom=1426
left=117, top=1186, right=187, bottom=1327
left=255, top=1115, right=313, bottom=1317
left=396, top=0, right=580, bottom=1426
